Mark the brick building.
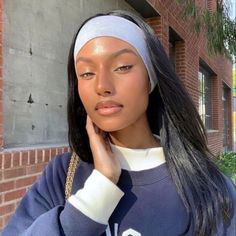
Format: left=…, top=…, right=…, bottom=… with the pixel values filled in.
left=233, top=67, right=236, bottom=150
left=0, top=0, right=233, bottom=230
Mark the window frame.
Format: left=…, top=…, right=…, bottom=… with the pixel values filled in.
left=198, top=67, right=213, bottom=130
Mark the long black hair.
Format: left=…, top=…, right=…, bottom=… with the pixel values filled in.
left=67, top=10, right=234, bottom=236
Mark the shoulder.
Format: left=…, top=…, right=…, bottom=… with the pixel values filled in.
left=47, top=152, right=94, bottom=197
left=43, top=152, right=72, bottom=174
left=220, top=173, right=236, bottom=218
left=221, top=173, right=236, bottom=196
left=37, top=152, right=73, bottom=188
left=49, top=152, right=72, bottom=171
left=217, top=173, right=236, bottom=208
left=44, top=152, right=93, bottom=188
left=44, top=151, right=93, bottom=179
left=218, top=174, right=236, bottom=235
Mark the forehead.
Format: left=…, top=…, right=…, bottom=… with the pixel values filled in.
left=76, top=36, right=139, bottom=58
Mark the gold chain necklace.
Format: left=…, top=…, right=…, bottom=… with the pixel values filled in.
left=65, top=152, right=79, bottom=200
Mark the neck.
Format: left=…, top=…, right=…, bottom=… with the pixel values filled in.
left=109, top=116, right=160, bottom=149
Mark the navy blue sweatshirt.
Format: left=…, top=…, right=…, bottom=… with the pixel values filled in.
left=2, top=152, right=236, bottom=235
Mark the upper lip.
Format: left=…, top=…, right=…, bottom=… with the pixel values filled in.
left=95, top=100, right=123, bottom=110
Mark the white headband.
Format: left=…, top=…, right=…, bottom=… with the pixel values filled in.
left=74, top=15, right=157, bottom=92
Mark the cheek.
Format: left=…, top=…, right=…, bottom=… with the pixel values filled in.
left=122, top=78, right=149, bottom=115
left=77, top=81, right=92, bottom=112
left=130, top=67, right=149, bottom=91
left=124, top=72, right=149, bottom=100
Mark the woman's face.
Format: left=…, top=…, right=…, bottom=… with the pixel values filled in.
left=75, top=36, right=150, bottom=132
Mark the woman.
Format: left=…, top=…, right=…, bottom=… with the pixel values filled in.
left=2, top=10, right=236, bottom=236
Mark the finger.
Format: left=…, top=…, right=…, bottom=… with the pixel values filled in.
left=105, top=134, right=113, bottom=153
left=86, top=115, right=98, bottom=135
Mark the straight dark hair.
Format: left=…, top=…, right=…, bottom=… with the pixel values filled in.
left=67, top=10, right=234, bottom=236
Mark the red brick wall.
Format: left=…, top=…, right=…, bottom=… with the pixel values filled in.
left=207, top=0, right=217, bottom=12
left=0, top=0, right=3, bottom=149
left=147, top=0, right=233, bottom=154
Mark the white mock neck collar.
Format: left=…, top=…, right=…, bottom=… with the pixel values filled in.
left=109, top=135, right=166, bottom=171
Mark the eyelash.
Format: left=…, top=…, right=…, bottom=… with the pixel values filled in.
left=79, top=72, right=94, bottom=79
left=115, top=65, right=133, bottom=72
left=78, top=65, right=133, bottom=79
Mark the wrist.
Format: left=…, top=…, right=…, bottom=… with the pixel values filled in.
left=95, top=168, right=121, bottom=184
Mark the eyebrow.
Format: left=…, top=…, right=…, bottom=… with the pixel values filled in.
left=76, top=48, right=138, bottom=64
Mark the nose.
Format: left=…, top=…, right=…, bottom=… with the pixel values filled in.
left=95, top=69, right=115, bottom=96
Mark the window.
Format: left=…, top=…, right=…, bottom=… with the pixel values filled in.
left=169, top=40, right=176, bottom=70
left=169, top=27, right=183, bottom=71
left=198, top=68, right=213, bottom=129
left=222, top=84, right=231, bottom=151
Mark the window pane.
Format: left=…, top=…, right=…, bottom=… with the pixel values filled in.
left=205, top=76, right=212, bottom=129
left=198, top=68, right=213, bottom=129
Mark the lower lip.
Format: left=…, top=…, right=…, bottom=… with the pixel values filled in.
left=96, top=106, right=122, bottom=115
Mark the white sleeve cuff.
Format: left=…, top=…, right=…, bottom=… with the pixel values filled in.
left=68, top=169, right=124, bottom=224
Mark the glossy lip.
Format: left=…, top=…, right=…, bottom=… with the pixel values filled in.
left=95, top=100, right=123, bottom=115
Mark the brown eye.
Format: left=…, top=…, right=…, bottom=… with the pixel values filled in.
left=79, top=72, right=95, bottom=79
left=115, top=65, right=133, bottom=72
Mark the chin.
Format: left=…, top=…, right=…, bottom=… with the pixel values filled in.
left=96, top=125, right=123, bottom=133
left=95, top=120, right=127, bottom=132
